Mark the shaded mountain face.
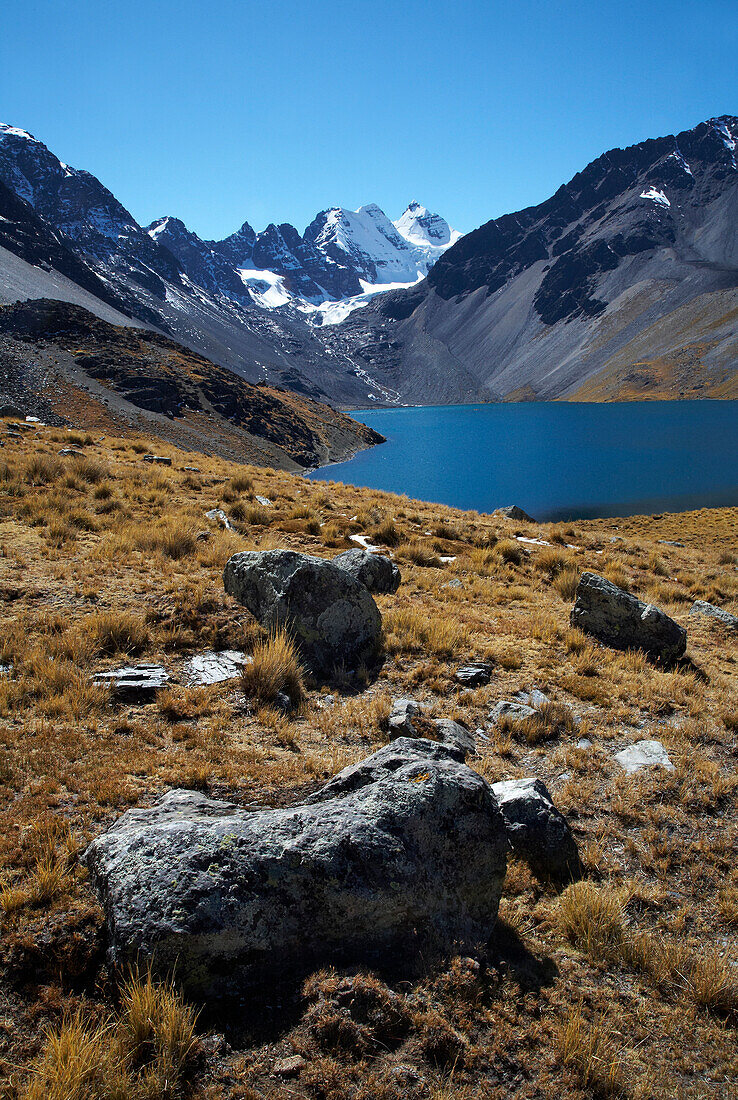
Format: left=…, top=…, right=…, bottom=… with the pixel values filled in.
left=0, top=124, right=382, bottom=405
left=0, top=298, right=383, bottom=469
left=337, top=116, right=738, bottom=403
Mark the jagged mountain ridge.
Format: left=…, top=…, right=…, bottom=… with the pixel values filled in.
left=149, top=199, right=459, bottom=310
left=333, top=115, right=738, bottom=403
left=0, top=124, right=381, bottom=404
left=0, top=122, right=456, bottom=404
left=0, top=118, right=736, bottom=409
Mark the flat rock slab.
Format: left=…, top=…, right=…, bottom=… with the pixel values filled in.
left=255, top=495, right=272, bottom=507
left=224, top=549, right=382, bottom=676
left=94, top=664, right=169, bottom=701
left=184, top=650, right=251, bottom=685
left=615, top=739, right=674, bottom=774
left=689, top=600, right=738, bottom=631
left=333, top=548, right=401, bottom=594
left=489, top=701, right=535, bottom=724
left=571, top=572, right=687, bottom=662
left=491, top=777, right=581, bottom=882
left=455, top=663, right=492, bottom=686
left=143, top=454, right=172, bottom=466
left=86, top=740, right=508, bottom=998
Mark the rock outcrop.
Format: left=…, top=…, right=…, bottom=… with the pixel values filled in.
left=333, top=548, right=401, bottom=594
left=86, top=740, right=509, bottom=997
left=223, top=549, right=382, bottom=676
left=571, top=572, right=687, bottom=661
left=689, top=600, right=738, bottom=631
left=387, top=698, right=475, bottom=755
left=491, top=777, right=580, bottom=883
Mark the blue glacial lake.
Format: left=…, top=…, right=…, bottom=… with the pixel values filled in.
left=309, top=401, right=738, bottom=521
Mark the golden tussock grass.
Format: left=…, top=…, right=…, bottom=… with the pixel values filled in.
left=495, top=537, right=524, bottom=565
left=0, top=426, right=736, bottom=1099
left=240, top=628, right=305, bottom=705
left=20, top=970, right=198, bottom=1100
left=384, top=605, right=465, bottom=657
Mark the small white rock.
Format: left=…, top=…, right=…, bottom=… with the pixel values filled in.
left=615, top=739, right=674, bottom=775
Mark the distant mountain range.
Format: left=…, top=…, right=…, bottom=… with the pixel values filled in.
left=0, top=117, right=736, bottom=408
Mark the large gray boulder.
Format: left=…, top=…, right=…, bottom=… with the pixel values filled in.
left=223, top=549, right=382, bottom=676
left=86, top=743, right=509, bottom=998
left=307, top=738, right=467, bottom=802
left=491, top=777, right=581, bottom=883
left=333, top=548, right=401, bottom=594
left=570, top=572, right=686, bottom=662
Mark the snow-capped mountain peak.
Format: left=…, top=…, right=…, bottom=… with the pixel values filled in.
left=0, top=123, right=38, bottom=142
left=394, top=200, right=461, bottom=249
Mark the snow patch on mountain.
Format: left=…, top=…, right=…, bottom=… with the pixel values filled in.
left=640, top=187, right=671, bottom=208
left=237, top=267, right=292, bottom=309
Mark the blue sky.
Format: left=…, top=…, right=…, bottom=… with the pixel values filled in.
left=2, top=0, right=736, bottom=239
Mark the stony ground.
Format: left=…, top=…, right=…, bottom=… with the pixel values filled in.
left=0, top=419, right=735, bottom=1099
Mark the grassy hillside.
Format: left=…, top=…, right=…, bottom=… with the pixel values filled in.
left=0, top=420, right=735, bottom=1099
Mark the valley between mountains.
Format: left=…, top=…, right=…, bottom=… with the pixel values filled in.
left=0, top=115, right=736, bottom=418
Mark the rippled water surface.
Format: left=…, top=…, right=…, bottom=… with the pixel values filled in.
left=308, top=401, right=738, bottom=520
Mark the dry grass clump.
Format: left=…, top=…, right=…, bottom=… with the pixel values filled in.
left=70, top=456, right=109, bottom=484
left=502, top=701, right=577, bottom=745
left=384, top=606, right=464, bottom=657
left=79, top=610, right=149, bottom=656
left=241, top=628, right=305, bottom=705
left=119, top=967, right=199, bottom=1077
left=21, top=971, right=198, bottom=1100
left=536, top=546, right=574, bottom=579
left=24, top=454, right=63, bottom=484
left=553, top=566, right=580, bottom=600
left=138, top=516, right=200, bottom=559
left=396, top=541, right=442, bottom=567
left=371, top=515, right=401, bottom=547
left=229, top=471, right=253, bottom=493
left=557, top=881, right=627, bottom=961
left=496, top=538, right=523, bottom=565
left=557, top=1005, right=634, bottom=1098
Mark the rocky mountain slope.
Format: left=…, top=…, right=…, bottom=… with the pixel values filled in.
left=0, top=118, right=736, bottom=408
left=336, top=116, right=738, bottom=403
left=0, top=123, right=458, bottom=404
left=0, top=298, right=382, bottom=469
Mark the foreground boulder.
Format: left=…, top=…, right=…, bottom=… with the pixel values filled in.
left=86, top=741, right=508, bottom=998
left=571, top=572, right=687, bottom=662
left=333, top=548, right=401, bottom=594
left=491, top=778, right=581, bottom=883
left=223, top=549, right=382, bottom=676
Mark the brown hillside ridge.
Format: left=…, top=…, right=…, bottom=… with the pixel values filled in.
left=0, top=298, right=383, bottom=469
left=0, top=422, right=736, bottom=1099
